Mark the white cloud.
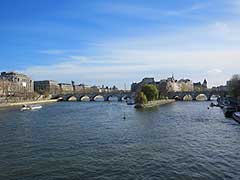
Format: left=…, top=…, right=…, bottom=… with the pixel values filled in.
left=208, top=69, right=223, bottom=74
left=24, top=48, right=239, bottom=88
left=69, top=56, right=90, bottom=62
left=25, top=11, right=240, bottom=88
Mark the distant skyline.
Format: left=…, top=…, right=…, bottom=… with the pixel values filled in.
left=1, top=0, right=240, bottom=88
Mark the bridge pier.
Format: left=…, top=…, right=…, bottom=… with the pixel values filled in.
left=104, top=96, right=109, bottom=101
left=118, top=96, right=123, bottom=102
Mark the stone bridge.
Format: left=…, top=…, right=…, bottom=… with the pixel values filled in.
left=54, top=90, right=227, bottom=102
left=54, top=92, right=133, bottom=102
left=167, top=90, right=228, bottom=101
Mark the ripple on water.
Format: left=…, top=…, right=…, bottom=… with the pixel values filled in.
left=0, top=102, right=240, bottom=180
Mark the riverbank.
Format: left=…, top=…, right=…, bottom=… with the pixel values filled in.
left=0, top=99, right=58, bottom=110
left=135, top=99, right=175, bottom=109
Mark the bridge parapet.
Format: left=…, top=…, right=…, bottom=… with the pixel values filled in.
left=56, top=91, right=133, bottom=102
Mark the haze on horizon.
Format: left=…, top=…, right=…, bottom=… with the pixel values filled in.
left=0, top=0, right=240, bottom=88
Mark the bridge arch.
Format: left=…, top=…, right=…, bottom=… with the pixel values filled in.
left=174, top=96, right=181, bottom=101
left=57, top=97, right=64, bottom=101
left=92, top=95, right=105, bottom=101
left=183, top=94, right=193, bottom=101
left=121, top=95, right=131, bottom=101
left=196, top=94, right=208, bottom=101
left=67, top=96, right=78, bottom=101
left=80, top=95, right=90, bottom=102
left=106, top=95, right=119, bottom=102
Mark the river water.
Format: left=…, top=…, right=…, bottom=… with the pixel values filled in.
left=0, top=101, right=240, bottom=180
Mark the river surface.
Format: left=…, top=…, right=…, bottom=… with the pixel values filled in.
left=0, top=101, right=240, bottom=180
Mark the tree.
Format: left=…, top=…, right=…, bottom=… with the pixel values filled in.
left=158, top=81, right=168, bottom=96
left=135, top=92, right=148, bottom=104
left=141, top=84, right=159, bottom=101
left=228, top=74, right=240, bottom=98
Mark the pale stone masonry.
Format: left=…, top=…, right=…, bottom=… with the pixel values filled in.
left=0, top=71, right=119, bottom=97
left=34, top=80, right=60, bottom=95
left=131, top=75, right=208, bottom=96
left=0, top=72, right=33, bottom=96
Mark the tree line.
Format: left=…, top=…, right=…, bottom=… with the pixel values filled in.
left=229, top=74, right=240, bottom=99
left=135, top=84, right=162, bottom=104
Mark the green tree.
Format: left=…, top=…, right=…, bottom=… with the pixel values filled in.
left=229, top=74, right=240, bottom=98
left=135, top=92, right=148, bottom=104
left=141, top=84, right=159, bottom=101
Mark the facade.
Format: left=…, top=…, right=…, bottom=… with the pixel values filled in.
left=131, top=76, right=207, bottom=95
left=0, top=71, right=121, bottom=98
left=212, top=85, right=228, bottom=92
left=34, top=80, right=60, bottom=95
left=0, top=72, right=33, bottom=96
left=193, top=79, right=208, bottom=92
left=74, top=84, right=98, bottom=93
left=90, top=86, right=101, bottom=93
left=131, top=78, right=156, bottom=93
left=74, top=84, right=85, bottom=93
left=178, top=79, right=194, bottom=92
left=0, top=79, right=13, bottom=96
left=157, top=76, right=194, bottom=95
left=59, top=83, right=74, bottom=94
left=57, top=82, right=119, bottom=94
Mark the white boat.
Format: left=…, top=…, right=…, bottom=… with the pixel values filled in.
left=21, top=104, right=42, bottom=111
left=233, top=112, right=240, bottom=124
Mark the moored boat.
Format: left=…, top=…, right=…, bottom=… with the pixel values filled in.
left=21, top=104, right=42, bottom=111
left=233, top=112, right=240, bottom=124
left=223, top=106, right=236, bottom=118
left=218, top=98, right=230, bottom=109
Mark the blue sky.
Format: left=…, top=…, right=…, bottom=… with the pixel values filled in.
left=0, top=0, right=240, bottom=88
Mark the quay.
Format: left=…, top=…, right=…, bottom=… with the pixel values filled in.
left=0, top=99, right=58, bottom=110
left=135, top=99, right=175, bottom=109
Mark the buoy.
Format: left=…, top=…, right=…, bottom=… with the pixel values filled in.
left=123, top=113, right=126, bottom=120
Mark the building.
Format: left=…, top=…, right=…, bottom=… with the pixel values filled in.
left=212, top=85, right=228, bottom=92
left=74, top=84, right=85, bottom=93
left=0, top=79, right=13, bottom=96
left=131, top=78, right=156, bottom=92
left=202, top=79, right=208, bottom=90
left=131, top=76, right=206, bottom=96
left=178, top=79, right=194, bottom=92
left=34, top=80, right=60, bottom=95
left=90, top=86, right=101, bottom=93
left=161, top=76, right=180, bottom=92
left=58, top=82, right=119, bottom=94
left=157, top=76, right=193, bottom=95
left=0, top=72, right=33, bottom=96
left=59, top=83, right=74, bottom=94
left=193, top=79, right=208, bottom=92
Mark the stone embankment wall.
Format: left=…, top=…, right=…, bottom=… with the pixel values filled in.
left=135, top=99, right=175, bottom=109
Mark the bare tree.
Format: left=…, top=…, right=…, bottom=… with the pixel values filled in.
left=228, top=74, right=240, bottom=99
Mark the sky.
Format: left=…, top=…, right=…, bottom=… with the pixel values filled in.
left=0, top=0, right=240, bottom=89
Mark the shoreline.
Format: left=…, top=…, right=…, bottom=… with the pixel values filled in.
left=0, top=99, right=58, bottom=110
left=135, top=99, right=175, bottom=109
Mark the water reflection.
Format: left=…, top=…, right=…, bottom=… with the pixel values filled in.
left=0, top=101, right=239, bottom=180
